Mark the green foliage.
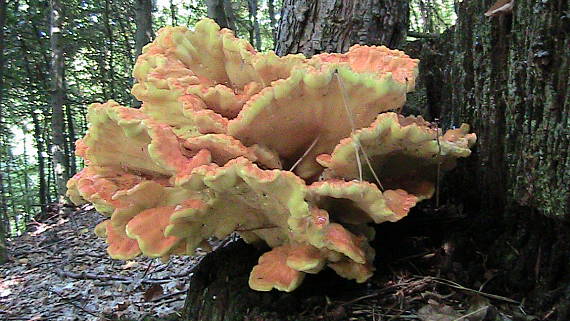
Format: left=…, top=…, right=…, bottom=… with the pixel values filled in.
left=409, top=0, right=456, bottom=35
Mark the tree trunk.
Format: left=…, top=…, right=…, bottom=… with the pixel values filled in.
left=65, top=104, right=76, bottom=177
left=0, top=0, right=7, bottom=263
left=223, top=0, right=237, bottom=32
left=133, top=0, right=153, bottom=108
left=267, top=0, right=277, bottom=43
left=103, top=0, right=115, bottom=97
left=247, top=0, right=261, bottom=51
left=49, top=0, right=69, bottom=204
left=408, top=0, right=569, bottom=319
left=275, top=0, right=409, bottom=57
left=206, top=0, right=231, bottom=29
left=22, top=136, right=32, bottom=219
left=169, top=0, right=177, bottom=26
left=32, top=111, right=48, bottom=217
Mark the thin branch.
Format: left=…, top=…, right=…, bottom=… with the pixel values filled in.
left=407, top=31, right=439, bottom=38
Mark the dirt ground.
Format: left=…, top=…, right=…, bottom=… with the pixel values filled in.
left=0, top=206, right=542, bottom=321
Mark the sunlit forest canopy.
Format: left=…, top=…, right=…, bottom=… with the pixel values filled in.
left=0, top=0, right=458, bottom=236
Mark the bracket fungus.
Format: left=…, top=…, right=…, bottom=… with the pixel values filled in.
left=68, top=19, right=476, bottom=292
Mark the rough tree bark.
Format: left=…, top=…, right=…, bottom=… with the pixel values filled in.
left=275, top=0, right=409, bottom=56
left=49, top=0, right=69, bottom=203
left=408, top=0, right=569, bottom=319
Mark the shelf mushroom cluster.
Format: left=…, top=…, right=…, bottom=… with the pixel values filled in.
left=67, top=19, right=476, bottom=292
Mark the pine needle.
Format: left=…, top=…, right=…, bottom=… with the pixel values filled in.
left=289, top=134, right=320, bottom=172
left=335, top=71, right=383, bottom=189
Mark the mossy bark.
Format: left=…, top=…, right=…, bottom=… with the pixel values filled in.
left=408, top=1, right=569, bottom=319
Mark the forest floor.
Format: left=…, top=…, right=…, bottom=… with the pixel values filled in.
left=0, top=207, right=538, bottom=321
left=0, top=205, right=201, bottom=320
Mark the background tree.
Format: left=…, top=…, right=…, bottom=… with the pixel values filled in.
left=275, top=0, right=409, bottom=56
left=134, top=0, right=154, bottom=58
left=0, top=0, right=7, bottom=264
left=133, top=0, right=154, bottom=108
left=49, top=0, right=69, bottom=203
left=206, top=0, right=231, bottom=29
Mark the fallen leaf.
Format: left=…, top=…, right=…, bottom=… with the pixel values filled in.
left=143, top=284, right=164, bottom=302
left=122, top=261, right=139, bottom=269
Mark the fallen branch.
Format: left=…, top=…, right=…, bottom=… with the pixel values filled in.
left=55, top=268, right=171, bottom=284
left=151, top=289, right=187, bottom=302
left=407, top=31, right=440, bottom=38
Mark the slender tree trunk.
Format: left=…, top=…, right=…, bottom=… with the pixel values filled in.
left=223, top=0, right=237, bottom=32
left=206, top=0, right=230, bottom=29
left=409, top=0, right=569, bottom=319
left=169, top=0, right=177, bottom=25
left=246, top=2, right=254, bottom=46
left=0, top=0, right=7, bottom=263
left=65, top=105, right=76, bottom=176
left=133, top=0, right=154, bottom=108
left=267, top=0, right=277, bottom=43
left=275, top=0, right=409, bottom=57
left=103, top=0, right=115, bottom=97
left=49, top=0, right=69, bottom=204
left=247, top=0, right=261, bottom=50
left=32, top=112, right=48, bottom=217
left=22, top=137, right=32, bottom=219
left=6, top=152, right=15, bottom=218
left=134, top=0, right=153, bottom=58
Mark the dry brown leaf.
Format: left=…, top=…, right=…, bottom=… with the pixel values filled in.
left=143, top=284, right=164, bottom=302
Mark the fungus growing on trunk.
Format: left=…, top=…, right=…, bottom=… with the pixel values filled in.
left=68, top=18, right=476, bottom=292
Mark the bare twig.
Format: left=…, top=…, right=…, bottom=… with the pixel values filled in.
left=151, top=289, right=187, bottom=302
left=55, top=268, right=171, bottom=284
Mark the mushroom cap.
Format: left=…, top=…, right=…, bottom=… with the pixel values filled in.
left=317, top=112, right=476, bottom=200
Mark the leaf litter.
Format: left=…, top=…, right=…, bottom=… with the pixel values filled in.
left=0, top=204, right=202, bottom=320
left=0, top=204, right=534, bottom=321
